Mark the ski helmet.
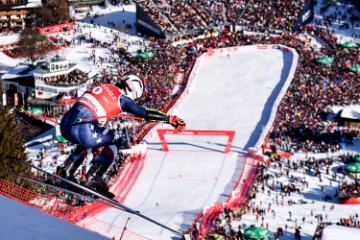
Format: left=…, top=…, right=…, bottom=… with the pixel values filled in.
left=120, top=73, right=144, bottom=100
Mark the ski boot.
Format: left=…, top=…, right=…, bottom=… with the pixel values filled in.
left=86, top=163, right=115, bottom=199
left=56, top=160, right=79, bottom=183
left=56, top=146, right=87, bottom=185
left=55, top=165, right=68, bottom=187
left=55, top=158, right=86, bottom=195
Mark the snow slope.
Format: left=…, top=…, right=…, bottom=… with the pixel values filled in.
left=0, top=196, right=108, bottom=240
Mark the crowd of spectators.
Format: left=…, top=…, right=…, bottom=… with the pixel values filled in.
left=336, top=153, right=360, bottom=199
left=137, top=0, right=178, bottom=35
left=136, top=0, right=360, bottom=40
left=162, top=0, right=207, bottom=32
left=195, top=151, right=360, bottom=239
left=135, top=0, right=309, bottom=38
left=188, top=0, right=227, bottom=27
left=269, top=26, right=360, bottom=154
left=338, top=181, right=360, bottom=198
left=43, top=69, right=88, bottom=87
left=238, top=0, right=307, bottom=33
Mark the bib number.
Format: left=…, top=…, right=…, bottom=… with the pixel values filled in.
left=92, top=86, right=103, bottom=95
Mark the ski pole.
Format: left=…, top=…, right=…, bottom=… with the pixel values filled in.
left=18, top=108, right=60, bottom=125
left=75, top=114, right=145, bottom=123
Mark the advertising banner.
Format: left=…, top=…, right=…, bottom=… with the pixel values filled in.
left=292, top=0, right=315, bottom=33
left=38, top=22, right=74, bottom=35
left=2, top=92, right=6, bottom=106
left=136, top=3, right=165, bottom=38
left=14, top=92, right=18, bottom=106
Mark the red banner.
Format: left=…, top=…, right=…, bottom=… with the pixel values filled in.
left=14, top=93, right=18, bottom=106
left=257, top=45, right=268, bottom=50
left=38, top=22, right=74, bottom=35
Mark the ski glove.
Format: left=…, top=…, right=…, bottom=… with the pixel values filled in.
left=145, top=108, right=185, bottom=132
left=169, top=115, right=186, bottom=132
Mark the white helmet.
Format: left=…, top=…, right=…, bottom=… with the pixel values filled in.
left=121, top=73, right=144, bottom=100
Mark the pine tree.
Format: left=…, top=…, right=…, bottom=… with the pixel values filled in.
left=0, top=106, right=33, bottom=184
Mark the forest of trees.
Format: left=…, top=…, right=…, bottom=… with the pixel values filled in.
left=0, top=0, right=72, bottom=182
left=32, top=0, right=71, bottom=27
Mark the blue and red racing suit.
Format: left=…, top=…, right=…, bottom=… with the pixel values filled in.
left=60, top=84, right=147, bottom=171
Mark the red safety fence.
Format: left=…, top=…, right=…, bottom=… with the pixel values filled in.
left=0, top=149, right=151, bottom=240
left=0, top=177, right=77, bottom=220
left=0, top=177, right=151, bottom=240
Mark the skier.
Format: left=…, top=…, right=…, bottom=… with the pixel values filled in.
left=58, top=72, right=186, bottom=197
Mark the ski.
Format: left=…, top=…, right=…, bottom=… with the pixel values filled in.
left=15, top=159, right=181, bottom=235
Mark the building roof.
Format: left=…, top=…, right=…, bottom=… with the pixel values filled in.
left=1, top=64, right=37, bottom=88
left=0, top=1, right=42, bottom=11
left=34, top=63, right=77, bottom=75
left=50, top=54, right=67, bottom=63
left=2, top=75, right=35, bottom=88
left=1, top=64, right=37, bottom=80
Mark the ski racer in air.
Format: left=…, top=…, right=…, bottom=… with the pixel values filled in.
left=58, top=72, right=186, bottom=197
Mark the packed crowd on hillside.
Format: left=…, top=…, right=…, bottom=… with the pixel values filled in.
left=239, top=0, right=307, bottom=33
left=16, top=0, right=360, bottom=239
left=137, top=0, right=309, bottom=37
left=190, top=152, right=360, bottom=239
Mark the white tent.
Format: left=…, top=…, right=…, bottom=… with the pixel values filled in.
left=0, top=52, right=18, bottom=68
left=340, top=104, right=360, bottom=120
left=321, top=224, right=360, bottom=240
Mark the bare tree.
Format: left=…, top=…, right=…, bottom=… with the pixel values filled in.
left=14, top=28, right=55, bottom=63
left=16, top=28, right=38, bottom=62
